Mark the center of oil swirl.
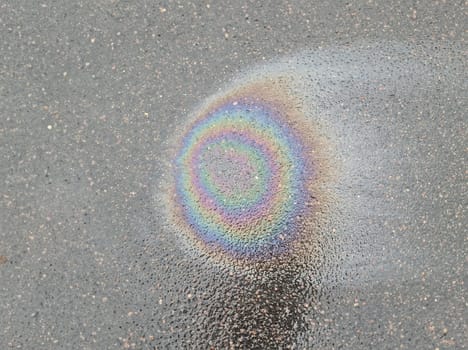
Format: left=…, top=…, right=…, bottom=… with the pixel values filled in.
left=199, top=141, right=267, bottom=207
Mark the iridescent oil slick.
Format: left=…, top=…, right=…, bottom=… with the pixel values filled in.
left=163, top=77, right=336, bottom=267
left=127, top=43, right=466, bottom=349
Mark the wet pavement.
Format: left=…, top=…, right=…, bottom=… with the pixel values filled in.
left=0, top=1, right=466, bottom=349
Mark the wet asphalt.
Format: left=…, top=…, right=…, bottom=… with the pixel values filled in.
left=0, top=1, right=466, bottom=349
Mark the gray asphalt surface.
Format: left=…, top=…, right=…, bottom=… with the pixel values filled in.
left=0, top=1, right=466, bottom=349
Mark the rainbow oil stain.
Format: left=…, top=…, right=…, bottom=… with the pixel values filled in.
left=165, top=77, right=335, bottom=265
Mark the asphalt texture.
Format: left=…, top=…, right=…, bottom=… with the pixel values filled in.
left=0, top=1, right=466, bottom=349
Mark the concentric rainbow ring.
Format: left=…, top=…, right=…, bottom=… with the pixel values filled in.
left=169, top=80, right=329, bottom=263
